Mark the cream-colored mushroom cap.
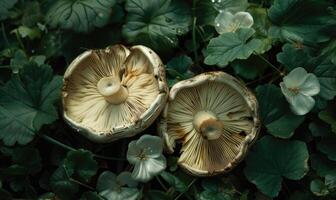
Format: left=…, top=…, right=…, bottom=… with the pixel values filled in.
left=62, top=45, right=168, bottom=142
left=158, top=72, right=260, bottom=176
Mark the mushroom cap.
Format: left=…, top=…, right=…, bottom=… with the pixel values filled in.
left=158, top=71, right=260, bottom=176
left=62, top=45, right=168, bottom=142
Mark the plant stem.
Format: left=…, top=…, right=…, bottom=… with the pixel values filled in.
left=156, top=176, right=168, bottom=191
left=191, top=0, right=200, bottom=68
left=40, top=135, right=125, bottom=161
left=14, top=30, right=25, bottom=51
left=41, top=134, right=75, bottom=151
left=256, top=53, right=283, bottom=75
left=174, top=178, right=197, bottom=200
left=1, top=23, right=9, bottom=47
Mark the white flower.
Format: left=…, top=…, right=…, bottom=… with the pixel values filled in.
left=127, top=135, right=166, bottom=182
left=280, top=67, right=320, bottom=115
left=211, top=0, right=248, bottom=13
left=214, top=11, right=253, bottom=34
left=97, top=171, right=140, bottom=200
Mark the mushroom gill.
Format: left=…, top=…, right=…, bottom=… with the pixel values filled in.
left=161, top=72, right=259, bottom=176
left=62, top=45, right=166, bottom=141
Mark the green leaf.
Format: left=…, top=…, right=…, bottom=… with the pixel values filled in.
left=160, top=171, right=187, bottom=192
left=266, top=111, right=305, bottom=138
left=310, top=179, right=329, bottom=196
left=244, top=136, right=309, bottom=197
left=317, top=138, right=336, bottom=161
left=194, top=0, right=218, bottom=26
left=12, top=147, right=42, bottom=174
left=0, top=0, right=17, bottom=21
left=199, top=178, right=236, bottom=200
left=313, top=62, right=336, bottom=100
left=64, top=149, right=98, bottom=183
left=204, top=28, right=262, bottom=67
left=9, top=50, right=28, bottom=73
left=309, top=121, right=333, bottom=137
left=46, top=0, right=116, bottom=33
left=0, top=63, right=62, bottom=145
left=50, top=167, right=79, bottom=200
left=276, top=43, right=312, bottom=71
left=268, top=0, right=336, bottom=44
left=310, top=154, right=336, bottom=177
left=122, top=0, right=191, bottom=52
left=231, top=55, right=267, bottom=80
left=255, top=84, right=287, bottom=125
left=11, top=26, right=41, bottom=40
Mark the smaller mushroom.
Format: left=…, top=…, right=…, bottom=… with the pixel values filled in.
left=158, top=72, right=260, bottom=176
left=62, top=45, right=168, bottom=142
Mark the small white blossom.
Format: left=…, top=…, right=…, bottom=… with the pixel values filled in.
left=214, top=11, right=253, bottom=34
left=280, top=67, right=320, bottom=115
left=127, top=135, right=166, bottom=182
left=97, top=171, right=140, bottom=200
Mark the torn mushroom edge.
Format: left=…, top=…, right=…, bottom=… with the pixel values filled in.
left=62, top=45, right=168, bottom=143
left=158, top=71, right=261, bottom=176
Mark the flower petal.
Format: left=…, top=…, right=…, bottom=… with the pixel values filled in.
left=96, top=171, right=118, bottom=192
left=99, top=188, right=139, bottom=200
left=127, top=141, right=141, bottom=165
left=300, top=74, right=320, bottom=96
left=280, top=82, right=295, bottom=105
left=290, top=93, right=315, bottom=115
left=233, top=12, right=254, bottom=29
left=131, top=161, right=153, bottom=182
left=283, top=67, right=309, bottom=88
left=136, top=135, right=163, bottom=158
left=146, top=155, right=167, bottom=176
left=214, top=11, right=235, bottom=34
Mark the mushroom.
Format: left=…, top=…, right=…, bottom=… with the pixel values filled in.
left=62, top=45, right=168, bottom=142
left=158, top=72, right=260, bottom=176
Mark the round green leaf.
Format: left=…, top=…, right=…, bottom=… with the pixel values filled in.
left=122, top=0, right=191, bottom=52
left=204, top=28, right=262, bottom=67
left=64, top=149, right=98, bottom=183
left=46, top=0, right=116, bottom=33
left=317, top=138, right=336, bottom=161
left=244, top=136, right=309, bottom=197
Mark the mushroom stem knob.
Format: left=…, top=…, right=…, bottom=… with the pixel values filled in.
left=97, top=76, right=129, bottom=104
left=193, top=111, right=223, bottom=140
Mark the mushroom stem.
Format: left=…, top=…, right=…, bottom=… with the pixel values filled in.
left=97, top=76, right=129, bottom=104
left=193, top=111, right=223, bottom=140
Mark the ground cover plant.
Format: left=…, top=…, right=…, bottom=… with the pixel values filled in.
left=0, top=0, right=336, bottom=199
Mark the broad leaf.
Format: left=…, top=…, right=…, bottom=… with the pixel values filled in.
left=122, top=0, right=191, bottom=52
left=50, top=167, right=79, bottom=200
left=310, top=154, right=336, bottom=177
left=0, top=0, right=17, bottom=21
left=266, top=111, right=305, bottom=138
left=255, top=84, right=287, bottom=125
left=231, top=55, right=267, bottom=80
left=268, top=0, right=336, bottom=44
left=244, top=136, right=309, bottom=197
left=276, top=43, right=312, bottom=71
left=204, top=28, right=262, bottom=67
left=64, top=149, right=98, bottom=183
left=160, top=171, right=187, bottom=192
left=317, top=138, right=336, bottom=161
left=0, top=63, right=62, bottom=145
left=46, top=0, right=116, bottom=33
left=313, top=62, right=336, bottom=100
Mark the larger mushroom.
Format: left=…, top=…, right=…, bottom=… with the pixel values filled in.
left=158, top=72, right=260, bottom=176
left=62, top=45, right=168, bottom=142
